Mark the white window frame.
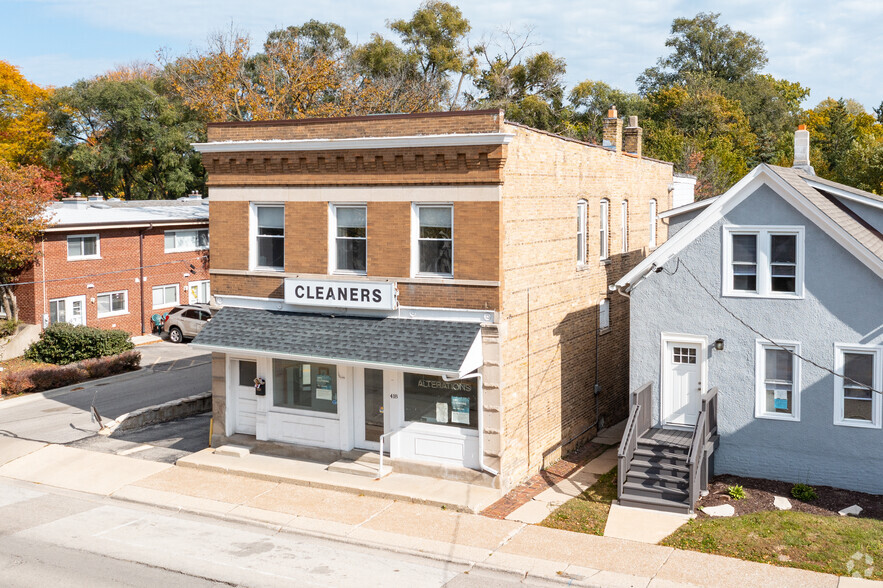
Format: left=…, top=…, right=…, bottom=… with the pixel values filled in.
left=834, top=343, right=882, bottom=429
left=621, top=200, right=629, bottom=254
left=411, top=203, right=454, bottom=278
left=67, top=233, right=100, bottom=261
left=188, top=280, right=211, bottom=304
left=599, top=298, right=610, bottom=331
left=152, top=284, right=179, bottom=309
left=722, top=225, right=805, bottom=299
left=577, top=199, right=588, bottom=266
left=250, top=204, right=285, bottom=271
left=754, top=339, right=801, bottom=421
left=649, top=199, right=657, bottom=249
left=330, top=204, right=368, bottom=275
left=96, top=290, right=128, bottom=318
left=164, top=228, right=209, bottom=253
left=599, top=199, right=609, bottom=261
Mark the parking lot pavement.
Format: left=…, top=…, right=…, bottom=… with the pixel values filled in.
left=136, top=341, right=211, bottom=371
left=69, top=413, right=211, bottom=464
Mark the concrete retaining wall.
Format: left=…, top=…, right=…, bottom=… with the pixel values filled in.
left=0, top=324, right=41, bottom=361
left=113, top=392, right=211, bottom=432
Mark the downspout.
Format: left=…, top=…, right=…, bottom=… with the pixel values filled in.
left=443, top=372, right=499, bottom=477
left=41, top=236, right=47, bottom=327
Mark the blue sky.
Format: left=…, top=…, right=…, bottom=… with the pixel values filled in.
left=4, top=0, right=882, bottom=111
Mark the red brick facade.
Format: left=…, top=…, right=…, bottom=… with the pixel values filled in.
left=13, top=221, right=210, bottom=336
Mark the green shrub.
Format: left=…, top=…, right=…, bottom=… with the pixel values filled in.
left=25, top=323, right=133, bottom=365
left=0, top=319, right=19, bottom=338
left=727, top=484, right=746, bottom=500
left=791, top=483, right=818, bottom=502
left=0, top=350, right=140, bottom=395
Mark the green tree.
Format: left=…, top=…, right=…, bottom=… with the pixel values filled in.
left=46, top=72, right=204, bottom=199
left=567, top=80, right=647, bottom=144
left=638, top=12, right=767, bottom=94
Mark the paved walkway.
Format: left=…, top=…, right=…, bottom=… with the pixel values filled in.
left=0, top=436, right=877, bottom=587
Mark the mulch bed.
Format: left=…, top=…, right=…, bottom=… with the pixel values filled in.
left=481, top=441, right=609, bottom=519
left=697, top=474, right=883, bottom=520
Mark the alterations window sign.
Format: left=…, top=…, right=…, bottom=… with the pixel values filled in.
left=284, top=278, right=398, bottom=311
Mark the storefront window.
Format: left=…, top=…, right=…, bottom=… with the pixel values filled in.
left=273, top=359, right=337, bottom=414
left=404, top=373, right=477, bottom=430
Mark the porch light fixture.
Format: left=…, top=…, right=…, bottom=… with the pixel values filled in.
left=714, top=338, right=725, bottom=351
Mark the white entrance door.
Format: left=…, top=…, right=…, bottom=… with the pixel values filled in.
left=233, top=359, right=258, bottom=435
left=49, top=295, right=86, bottom=326
left=354, top=368, right=385, bottom=451
left=662, top=339, right=704, bottom=428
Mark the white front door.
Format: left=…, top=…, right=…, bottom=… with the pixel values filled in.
left=233, top=359, right=258, bottom=435
left=49, top=295, right=86, bottom=326
left=662, top=339, right=704, bottom=428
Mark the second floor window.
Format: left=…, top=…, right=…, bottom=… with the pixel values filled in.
left=621, top=200, right=629, bottom=253
left=255, top=205, right=284, bottom=270
left=334, top=206, right=367, bottom=273
left=649, top=199, right=657, bottom=248
left=417, top=205, right=453, bottom=276
left=599, top=199, right=609, bottom=260
left=67, top=234, right=99, bottom=260
left=577, top=200, right=587, bottom=265
left=724, top=226, right=804, bottom=297
left=165, top=229, right=208, bottom=253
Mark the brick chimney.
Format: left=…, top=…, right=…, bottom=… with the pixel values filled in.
left=602, top=106, right=622, bottom=152
left=623, top=115, right=642, bottom=158
left=793, top=124, right=815, bottom=175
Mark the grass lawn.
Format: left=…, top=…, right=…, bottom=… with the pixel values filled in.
left=540, top=466, right=617, bottom=535
left=663, top=510, right=883, bottom=580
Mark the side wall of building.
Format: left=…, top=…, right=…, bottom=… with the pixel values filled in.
left=498, top=124, right=673, bottom=487
left=629, top=184, right=883, bottom=493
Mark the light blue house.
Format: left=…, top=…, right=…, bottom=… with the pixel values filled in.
left=611, top=129, right=883, bottom=512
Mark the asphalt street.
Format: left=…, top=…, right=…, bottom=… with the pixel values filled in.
left=0, top=342, right=211, bottom=446
left=0, top=478, right=544, bottom=588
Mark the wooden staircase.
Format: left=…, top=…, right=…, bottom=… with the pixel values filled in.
left=617, top=383, right=719, bottom=514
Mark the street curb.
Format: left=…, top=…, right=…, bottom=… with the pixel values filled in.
left=106, top=489, right=596, bottom=586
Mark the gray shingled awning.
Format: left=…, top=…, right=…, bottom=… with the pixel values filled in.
left=191, top=307, right=483, bottom=376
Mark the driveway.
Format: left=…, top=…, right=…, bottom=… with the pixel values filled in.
left=0, top=342, right=211, bottom=446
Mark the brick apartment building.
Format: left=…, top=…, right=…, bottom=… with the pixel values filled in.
left=191, top=109, right=686, bottom=490
left=9, top=197, right=210, bottom=337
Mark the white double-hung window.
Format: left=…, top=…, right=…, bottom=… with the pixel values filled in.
left=414, top=204, right=453, bottom=277
left=67, top=234, right=100, bottom=260
left=599, top=199, right=609, bottom=261
left=834, top=344, right=881, bottom=428
left=253, top=205, right=285, bottom=270
left=97, top=290, right=128, bottom=317
left=577, top=200, right=587, bottom=265
left=755, top=340, right=801, bottom=420
left=152, top=284, right=179, bottom=309
left=621, top=200, right=629, bottom=253
left=723, top=226, right=804, bottom=297
left=333, top=205, right=367, bottom=274
left=164, top=229, right=208, bottom=252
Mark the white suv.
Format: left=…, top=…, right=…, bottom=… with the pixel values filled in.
left=163, top=304, right=213, bottom=343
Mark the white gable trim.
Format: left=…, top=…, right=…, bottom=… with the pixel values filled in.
left=803, top=179, right=883, bottom=212
left=612, top=165, right=883, bottom=292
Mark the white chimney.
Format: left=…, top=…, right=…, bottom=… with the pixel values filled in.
left=793, top=125, right=815, bottom=175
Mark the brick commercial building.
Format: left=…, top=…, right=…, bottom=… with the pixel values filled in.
left=10, top=197, right=210, bottom=337
left=192, top=109, right=686, bottom=490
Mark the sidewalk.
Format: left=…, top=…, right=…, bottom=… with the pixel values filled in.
left=0, top=437, right=877, bottom=587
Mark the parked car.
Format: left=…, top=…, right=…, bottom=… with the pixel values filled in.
left=162, top=304, right=214, bottom=343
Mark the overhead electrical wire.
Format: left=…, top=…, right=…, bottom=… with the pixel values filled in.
left=0, top=255, right=208, bottom=289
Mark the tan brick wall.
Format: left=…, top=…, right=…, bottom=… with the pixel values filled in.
left=454, top=202, right=500, bottom=282
left=207, top=110, right=504, bottom=142
left=286, top=202, right=327, bottom=274
left=366, top=202, right=411, bottom=277
left=210, top=201, right=249, bottom=271
left=496, top=123, right=673, bottom=488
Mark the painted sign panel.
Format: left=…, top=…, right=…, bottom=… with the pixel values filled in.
left=284, top=279, right=397, bottom=310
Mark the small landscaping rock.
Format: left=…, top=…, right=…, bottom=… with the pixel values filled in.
left=773, top=496, right=792, bottom=510
left=703, top=504, right=735, bottom=517
left=839, top=504, right=863, bottom=517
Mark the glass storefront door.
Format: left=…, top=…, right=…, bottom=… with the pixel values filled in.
left=355, top=368, right=385, bottom=450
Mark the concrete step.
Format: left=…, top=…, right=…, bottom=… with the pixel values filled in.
left=633, top=447, right=689, bottom=466
left=628, top=459, right=689, bottom=478
left=626, top=470, right=689, bottom=491
left=618, top=493, right=692, bottom=515
left=622, top=480, right=689, bottom=502
left=327, top=458, right=391, bottom=478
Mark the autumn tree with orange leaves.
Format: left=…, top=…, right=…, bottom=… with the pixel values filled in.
left=0, top=161, right=62, bottom=320
left=0, top=60, right=53, bottom=165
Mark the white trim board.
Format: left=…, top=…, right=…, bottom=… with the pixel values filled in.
left=193, top=132, right=515, bottom=153
left=612, top=164, right=883, bottom=293
left=208, top=185, right=502, bottom=203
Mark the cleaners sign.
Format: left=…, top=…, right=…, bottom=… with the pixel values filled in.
left=284, top=278, right=398, bottom=310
